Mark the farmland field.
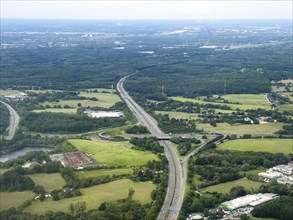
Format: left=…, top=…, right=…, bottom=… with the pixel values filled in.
left=0, top=191, right=34, bottom=211
left=197, top=122, right=284, bottom=135
left=68, top=139, right=159, bottom=167
left=171, top=94, right=271, bottom=110
left=25, top=179, right=155, bottom=214
left=28, top=173, right=66, bottom=191
left=200, top=178, right=264, bottom=194
left=0, top=168, right=9, bottom=175
left=76, top=168, right=133, bottom=179
left=217, top=138, right=293, bottom=154
left=278, top=104, right=293, bottom=112
left=0, top=89, right=23, bottom=96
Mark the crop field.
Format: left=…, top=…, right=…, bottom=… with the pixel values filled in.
left=28, top=173, right=66, bottom=191
left=0, top=191, right=34, bottom=211
left=217, top=139, right=293, bottom=154
left=68, top=139, right=159, bottom=167
left=197, top=122, right=284, bottom=135
left=76, top=168, right=133, bottom=179
left=171, top=95, right=271, bottom=110
left=201, top=178, right=264, bottom=194
left=25, top=179, right=155, bottom=214
left=78, top=91, right=121, bottom=108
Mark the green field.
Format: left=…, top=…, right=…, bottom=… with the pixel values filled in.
left=28, top=173, right=66, bottom=191
left=155, top=111, right=199, bottom=120
left=33, top=108, right=77, bottom=114
left=201, top=178, right=264, bottom=194
left=217, top=139, right=293, bottom=154
left=0, top=89, right=23, bottom=96
left=0, top=191, right=34, bottom=211
left=171, top=94, right=271, bottom=110
left=250, top=217, right=276, bottom=220
left=76, top=168, right=133, bottom=179
left=25, top=179, right=155, bottom=214
left=0, top=168, right=9, bottom=175
left=197, top=122, right=284, bottom=135
left=68, top=139, right=159, bottom=167
left=278, top=104, right=293, bottom=112
left=240, top=169, right=266, bottom=176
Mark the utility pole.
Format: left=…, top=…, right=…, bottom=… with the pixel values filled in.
left=224, top=80, right=227, bottom=96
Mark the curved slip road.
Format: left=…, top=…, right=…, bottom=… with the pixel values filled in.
left=0, top=100, right=20, bottom=140
left=117, top=75, right=184, bottom=220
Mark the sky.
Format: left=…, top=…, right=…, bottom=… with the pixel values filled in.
left=1, top=0, right=292, bottom=20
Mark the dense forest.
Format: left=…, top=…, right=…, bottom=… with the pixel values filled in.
left=0, top=102, right=10, bottom=135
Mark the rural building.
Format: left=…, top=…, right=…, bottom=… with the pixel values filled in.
left=22, top=161, right=41, bottom=169
left=221, top=193, right=278, bottom=211
left=187, top=213, right=204, bottom=220
left=84, top=109, right=124, bottom=118
left=64, top=151, right=100, bottom=169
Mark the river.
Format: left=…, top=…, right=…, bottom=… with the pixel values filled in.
left=0, top=147, right=53, bottom=162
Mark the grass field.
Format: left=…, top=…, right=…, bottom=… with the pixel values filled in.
left=155, top=111, right=199, bottom=120
left=76, top=168, right=133, bottom=179
left=249, top=217, right=276, bottom=220
left=68, top=139, right=159, bottom=167
left=0, top=168, right=9, bottom=175
left=201, top=178, right=264, bottom=194
left=33, top=108, right=77, bottom=114
left=25, top=179, right=155, bottom=214
left=217, top=139, right=293, bottom=154
left=0, top=191, right=34, bottom=211
left=171, top=94, right=271, bottom=110
left=278, top=104, right=293, bottom=112
left=197, top=122, right=284, bottom=135
left=78, top=91, right=121, bottom=108
left=28, top=173, right=66, bottom=191
left=240, top=169, right=266, bottom=176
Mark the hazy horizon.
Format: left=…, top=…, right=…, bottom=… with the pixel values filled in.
left=1, top=1, right=292, bottom=20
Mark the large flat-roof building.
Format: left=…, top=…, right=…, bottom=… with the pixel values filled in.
left=221, top=193, right=278, bottom=211
left=84, top=110, right=123, bottom=118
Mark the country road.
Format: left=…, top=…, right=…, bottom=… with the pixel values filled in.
left=0, top=100, right=20, bottom=140
left=117, top=75, right=184, bottom=220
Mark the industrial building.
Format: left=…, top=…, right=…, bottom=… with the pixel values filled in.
left=258, top=169, right=283, bottom=179
left=84, top=109, right=124, bottom=118
left=221, top=193, right=278, bottom=211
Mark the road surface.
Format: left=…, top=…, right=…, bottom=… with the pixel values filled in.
left=117, top=75, right=184, bottom=220
left=0, top=100, right=20, bottom=140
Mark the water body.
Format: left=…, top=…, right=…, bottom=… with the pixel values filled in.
left=0, top=147, right=53, bottom=162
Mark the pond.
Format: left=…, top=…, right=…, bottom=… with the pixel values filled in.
left=0, top=147, right=53, bottom=162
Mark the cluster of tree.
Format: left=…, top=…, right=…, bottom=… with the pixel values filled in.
left=21, top=112, right=126, bottom=133
left=0, top=102, right=10, bottom=135
left=251, top=196, right=293, bottom=220
left=125, top=125, right=149, bottom=134
left=188, top=150, right=291, bottom=188
left=130, top=137, right=164, bottom=153
left=171, top=137, right=201, bottom=156
left=51, top=189, right=82, bottom=201
left=0, top=170, right=35, bottom=191
left=276, top=124, right=293, bottom=135
left=157, top=114, right=196, bottom=133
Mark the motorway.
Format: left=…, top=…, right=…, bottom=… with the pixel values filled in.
left=0, top=100, right=20, bottom=140
left=117, top=75, right=184, bottom=220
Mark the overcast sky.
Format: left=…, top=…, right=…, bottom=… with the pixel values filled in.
left=1, top=1, right=292, bottom=20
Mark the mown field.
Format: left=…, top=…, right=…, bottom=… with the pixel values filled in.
left=25, top=179, right=155, bottom=214
left=217, top=138, right=293, bottom=154
left=33, top=108, right=77, bottom=114
left=76, top=168, right=133, bottom=179
left=200, top=178, right=264, bottom=194
left=171, top=94, right=271, bottom=110
left=0, top=191, right=34, bottom=211
left=28, top=173, right=66, bottom=191
left=68, top=139, right=159, bottom=167
left=197, top=122, right=284, bottom=135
